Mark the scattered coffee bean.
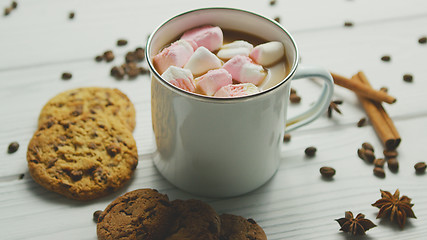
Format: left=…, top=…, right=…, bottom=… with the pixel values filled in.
left=18, top=173, right=25, bottom=179
left=320, top=166, right=335, bottom=178
left=374, top=158, right=385, bottom=168
left=357, top=148, right=366, bottom=160
left=11, top=1, right=17, bottom=9
left=135, top=47, right=145, bottom=61
left=117, top=39, right=128, bottom=46
left=274, top=17, right=280, bottom=23
left=290, top=93, right=301, bottom=103
left=305, top=146, right=317, bottom=157
left=95, top=55, right=103, bottom=62
left=269, top=0, right=277, bottom=6
left=344, top=21, right=354, bottom=27
left=139, top=66, right=150, bottom=75
left=364, top=149, right=375, bottom=163
left=290, top=88, right=296, bottom=94
left=7, top=141, right=19, bottom=153
left=387, top=158, right=399, bottom=172
left=125, top=51, right=137, bottom=63
left=283, top=133, right=291, bottom=142
left=418, top=36, right=427, bottom=44
left=373, top=167, right=385, bottom=178
left=61, top=72, right=72, bottom=80
left=362, top=142, right=374, bottom=152
left=124, top=62, right=140, bottom=79
left=110, top=66, right=125, bottom=79
left=357, top=118, right=366, bottom=127
left=93, top=210, right=103, bottom=223
left=4, top=7, right=11, bottom=16
left=381, top=55, right=391, bottom=62
left=383, top=149, right=398, bottom=158
left=414, top=162, right=426, bottom=174
left=379, top=87, right=388, bottom=93
left=69, top=11, right=75, bottom=19
left=403, top=74, right=413, bottom=83
left=103, top=50, right=115, bottom=62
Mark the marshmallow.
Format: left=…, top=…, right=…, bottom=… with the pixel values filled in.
left=250, top=41, right=285, bottom=66
left=195, top=69, right=232, bottom=96
left=161, top=66, right=196, bottom=92
left=214, top=83, right=260, bottom=98
left=216, top=40, right=253, bottom=60
left=153, top=40, right=195, bottom=74
left=222, top=55, right=266, bottom=86
left=184, top=47, right=222, bottom=76
left=180, top=25, right=223, bottom=52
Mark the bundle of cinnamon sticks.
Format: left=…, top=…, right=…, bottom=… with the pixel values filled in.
left=331, top=72, right=401, bottom=150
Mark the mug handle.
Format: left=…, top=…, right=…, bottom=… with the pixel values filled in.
left=285, top=65, right=334, bottom=132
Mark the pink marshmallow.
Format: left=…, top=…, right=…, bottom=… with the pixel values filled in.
left=153, top=40, right=195, bottom=74
left=222, top=55, right=267, bottom=86
left=214, top=83, right=260, bottom=98
left=161, top=66, right=196, bottom=92
left=180, top=25, right=223, bottom=52
left=250, top=41, right=285, bottom=66
left=195, top=69, right=232, bottom=96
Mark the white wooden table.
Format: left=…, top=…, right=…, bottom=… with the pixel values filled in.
left=1, top=0, right=427, bottom=239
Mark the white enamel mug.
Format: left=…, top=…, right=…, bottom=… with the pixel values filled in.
left=146, top=8, right=334, bottom=197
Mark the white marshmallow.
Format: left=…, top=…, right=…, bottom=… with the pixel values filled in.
left=216, top=40, right=253, bottom=60
left=214, top=83, right=260, bottom=98
left=153, top=40, right=195, bottom=74
left=184, top=47, right=222, bottom=76
left=222, top=55, right=266, bottom=86
left=161, top=66, right=196, bottom=92
left=250, top=41, right=285, bottom=66
left=195, top=69, right=232, bottom=96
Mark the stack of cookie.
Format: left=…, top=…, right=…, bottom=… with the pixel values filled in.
left=27, top=87, right=138, bottom=200
left=96, top=189, right=267, bottom=240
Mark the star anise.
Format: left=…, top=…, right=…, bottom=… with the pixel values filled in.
left=335, top=211, right=376, bottom=235
left=328, top=100, right=343, bottom=118
left=371, top=189, right=416, bottom=229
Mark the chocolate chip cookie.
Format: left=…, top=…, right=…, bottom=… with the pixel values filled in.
left=219, top=214, right=267, bottom=240
left=27, top=114, right=138, bottom=200
left=166, top=199, right=221, bottom=240
left=97, top=189, right=174, bottom=240
left=38, top=87, right=136, bottom=131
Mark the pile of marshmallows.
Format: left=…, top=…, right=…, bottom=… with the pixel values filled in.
left=153, top=25, right=285, bottom=98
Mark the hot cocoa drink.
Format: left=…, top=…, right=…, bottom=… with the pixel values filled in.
left=152, top=25, right=290, bottom=97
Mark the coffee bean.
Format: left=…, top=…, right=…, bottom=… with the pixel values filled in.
left=305, top=146, right=317, bottom=157
left=290, top=88, right=296, bottom=94
left=383, top=149, right=398, bottom=158
left=414, top=162, right=426, bottom=174
left=357, top=148, right=366, bottom=160
left=320, top=167, right=335, bottom=178
left=69, top=12, right=75, bottom=19
left=418, top=36, right=427, bottom=44
left=110, top=66, right=125, bottom=79
left=103, top=50, right=115, bottom=62
left=125, top=52, right=137, bottom=63
left=364, top=149, right=375, bottom=163
left=93, top=210, right=103, bottom=223
left=290, top=93, right=301, bottom=103
left=61, top=72, right=72, bottom=80
left=117, top=39, right=128, bottom=46
left=387, top=158, right=399, bottom=172
left=95, top=55, right=103, bottom=62
left=269, top=0, right=277, bottom=6
left=8, top=141, right=19, bottom=153
left=11, top=1, right=17, bottom=9
left=373, top=167, right=385, bottom=178
left=381, top=55, right=391, bottom=62
left=362, top=142, right=374, bottom=152
left=379, top=87, right=388, bottom=93
left=403, top=74, right=413, bottom=83
left=139, top=66, right=150, bottom=75
left=135, top=47, right=145, bottom=61
left=283, top=133, right=291, bottom=142
left=344, top=21, right=354, bottom=27
left=4, top=7, right=12, bottom=16
left=374, top=158, right=385, bottom=168
left=274, top=17, right=280, bottom=23
left=357, top=118, right=366, bottom=127
left=18, top=173, right=25, bottom=179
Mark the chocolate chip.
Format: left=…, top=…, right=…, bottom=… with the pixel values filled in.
left=7, top=141, right=19, bottom=153
left=381, top=55, right=391, bottom=62
left=106, top=144, right=121, bottom=157
left=305, top=146, right=317, bottom=157
left=344, top=21, right=354, bottom=27
left=362, top=142, right=374, bottom=152
left=387, top=158, right=399, bottom=172
left=373, top=167, right=385, bottom=178
left=103, top=50, right=115, bottom=62
left=320, top=166, right=336, bottom=178
left=117, top=39, right=128, bottom=46
left=357, top=118, right=366, bottom=127
left=247, top=218, right=257, bottom=224
left=93, top=210, right=103, bottom=223
left=70, top=170, right=83, bottom=181
left=418, top=36, right=427, bottom=44
left=403, top=74, right=413, bottom=83
left=283, top=133, right=291, bottom=142
left=61, top=72, right=72, bottom=80
left=88, top=142, right=97, bottom=149
left=68, top=12, right=75, bottom=19
left=414, top=162, right=426, bottom=174
left=374, top=158, right=385, bottom=168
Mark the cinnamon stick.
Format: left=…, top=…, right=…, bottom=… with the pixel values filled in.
left=352, top=71, right=401, bottom=150
left=331, top=72, right=396, bottom=104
